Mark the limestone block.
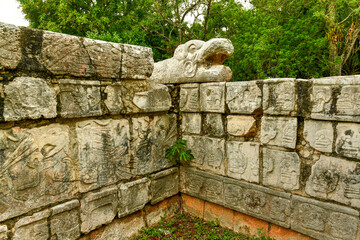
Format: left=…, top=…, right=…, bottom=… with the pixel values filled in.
left=263, top=148, right=300, bottom=190
left=80, top=186, right=118, bottom=234
left=304, top=120, right=333, bottom=153
left=76, top=119, right=131, bottom=192
left=0, top=22, right=21, bottom=69
left=4, top=77, right=57, bottom=121
left=13, top=210, right=50, bottom=240
left=39, top=31, right=94, bottom=77
left=204, top=113, right=224, bottom=137
left=118, top=178, right=149, bottom=218
left=226, top=141, right=259, bottom=183
left=336, top=123, right=360, bottom=160
left=305, top=155, right=360, bottom=209
left=181, top=113, right=202, bottom=134
left=200, top=82, right=225, bottom=113
left=121, top=44, right=154, bottom=80
left=180, top=84, right=200, bottom=112
left=59, top=79, right=102, bottom=118
left=0, top=226, right=7, bottom=240
left=133, top=84, right=171, bottom=112
left=83, top=38, right=122, bottom=79
left=227, top=115, right=256, bottom=137
left=260, top=116, right=297, bottom=149
left=291, top=195, right=359, bottom=240
left=183, top=135, right=225, bottom=175
left=150, top=168, right=179, bottom=204
left=337, top=85, right=360, bottom=116
left=104, top=82, right=124, bottom=114
left=0, top=124, right=78, bottom=222
left=263, top=79, right=296, bottom=115
left=50, top=200, right=80, bottom=240
left=145, top=196, right=180, bottom=227
left=226, top=81, right=261, bottom=114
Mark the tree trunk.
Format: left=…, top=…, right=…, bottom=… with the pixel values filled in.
left=328, top=1, right=341, bottom=76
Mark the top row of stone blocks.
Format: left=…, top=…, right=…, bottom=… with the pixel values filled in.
left=0, top=22, right=153, bottom=80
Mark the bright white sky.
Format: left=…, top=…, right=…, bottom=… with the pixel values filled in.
left=0, top=0, right=29, bottom=26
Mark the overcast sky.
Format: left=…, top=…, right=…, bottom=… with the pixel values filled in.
left=0, top=0, right=29, bottom=26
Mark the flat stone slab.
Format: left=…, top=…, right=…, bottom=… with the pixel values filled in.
left=133, top=84, right=172, bottom=112
left=121, top=44, right=154, bottom=80
left=227, top=115, right=256, bottom=137
left=226, top=81, right=262, bottom=114
left=0, top=22, right=21, bottom=69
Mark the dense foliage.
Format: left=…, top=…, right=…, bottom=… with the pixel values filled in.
left=17, top=0, right=360, bottom=81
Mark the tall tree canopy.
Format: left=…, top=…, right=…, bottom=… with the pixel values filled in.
left=17, top=0, right=360, bottom=80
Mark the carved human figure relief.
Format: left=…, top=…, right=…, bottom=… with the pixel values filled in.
left=311, top=86, right=332, bottom=113
left=200, top=83, right=225, bottom=113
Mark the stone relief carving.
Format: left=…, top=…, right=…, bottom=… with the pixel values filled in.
left=336, top=123, right=360, bottom=160
left=263, top=80, right=296, bottom=115
left=304, top=120, right=333, bottom=153
left=337, top=85, right=360, bottom=116
left=311, top=85, right=332, bottom=114
left=180, top=84, right=200, bottom=112
left=226, top=81, right=262, bottom=114
left=104, top=83, right=124, bottom=114
left=151, top=38, right=233, bottom=84
left=181, top=113, right=202, bottom=135
left=200, top=83, right=225, bottom=113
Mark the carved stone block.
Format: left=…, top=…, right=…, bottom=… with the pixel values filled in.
left=150, top=168, right=179, bottom=204
left=39, top=31, right=94, bottom=77
left=133, top=84, right=171, bottom=112
left=50, top=200, right=80, bottom=240
left=83, top=38, right=122, bottom=79
left=4, top=77, right=57, bottom=121
left=0, top=22, right=21, bottom=69
left=263, top=79, right=296, bottom=115
left=337, top=85, right=360, bottom=116
left=200, top=82, right=225, bottom=113
left=76, top=119, right=131, bottom=192
left=204, top=114, right=224, bottom=137
left=59, top=79, right=102, bottom=118
left=13, top=210, right=50, bottom=240
left=260, top=116, right=297, bottom=149
left=305, top=155, right=360, bottom=208
left=0, top=226, right=7, bottom=240
left=121, top=44, right=154, bottom=80
left=118, top=178, right=149, bottom=218
left=181, top=113, right=202, bottom=134
left=226, top=81, right=262, bottom=114
left=80, top=186, right=118, bottom=234
left=183, top=136, right=225, bottom=175
left=227, top=115, right=256, bottom=137
left=291, top=195, right=359, bottom=240
left=226, top=141, right=259, bottom=183
left=304, top=120, right=333, bottom=153
left=0, top=124, right=78, bottom=222
left=336, top=123, right=360, bottom=160
left=263, top=148, right=300, bottom=190
left=104, top=83, right=124, bottom=114
left=180, top=84, right=200, bottom=112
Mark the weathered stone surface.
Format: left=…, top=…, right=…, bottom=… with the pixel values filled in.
left=131, top=115, right=177, bottom=175
left=39, top=31, right=94, bottom=77
left=181, top=113, right=202, bottom=134
left=4, top=77, right=57, bottom=121
left=150, top=168, right=179, bottom=204
left=291, top=195, right=359, bottom=240
left=0, top=22, right=21, bottom=69
left=0, top=124, right=77, bottom=222
left=180, top=84, right=200, bottom=112
left=133, top=84, right=171, bottom=112
left=50, top=200, right=80, bottom=240
left=260, top=116, right=297, bottom=149
left=145, top=196, right=181, bottom=227
left=226, top=81, right=262, bottom=114
left=118, top=178, right=149, bottom=218
left=204, top=114, right=224, bottom=137
left=76, top=119, right=131, bottom=192
left=263, top=79, right=297, bottom=115
left=104, top=83, right=124, bottom=114
left=0, top=226, right=7, bottom=240
left=337, top=85, right=360, bottom=116
left=13, top=210, right=50, bottom=240
left=304, top=120, right=333, bottom=153
left=80, top=186, right=118, bottom=234
left=263, top=148, right=300, bottom=190
left=183, top=135, right=225, bottom=175
left=151, top=38, right=233, bottom=84
left=227, top=115, right=256, bottom=137
left=59, top=79, right=102, bottom=118
left=121, top=44, right=154, bottom=80
left=200, top=82, right=225, bottom=113
left=336, top=123, right=360, bottom=160
left=115, top=80, right=149, bottom=114
left=305, top=155, right=360, bottom=209
left=83, top=38, right=122, bottom=79
left=226, top=141, right=259, bottom=183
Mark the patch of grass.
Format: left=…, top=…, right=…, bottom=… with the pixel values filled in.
left=133, top=213, right=276, bottom=240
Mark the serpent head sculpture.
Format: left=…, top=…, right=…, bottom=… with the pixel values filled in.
left=151, top=38, right=234, bottom=84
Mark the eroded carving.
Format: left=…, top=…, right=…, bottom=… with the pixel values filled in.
left=311, top=85, right=332, bottom=113
left=204, top=113, right=224, bottom=137
left=181, top=113, right=202, bottom=134
left=104, top=83, right=124, bottom=114
left=226, top=81, right=261, bottom=113
left=336, top=123, right=360, bottom=160
left=263, top=80, right=296, bottom=115
left=13, top=210, right=50, bottom=240
left=180, top=84, right=200, bottom=112
left=337, top=85, right=360, bottom=116
left=200, top=83, right=225, bottom=112
left=304, top=120, right=333, bottom=153
left=121, top=44, right=154, bottom=80
left=150, top=168, right=179, bottom=204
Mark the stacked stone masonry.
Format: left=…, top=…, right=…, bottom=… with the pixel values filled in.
left=1, top=22, right=360, bottom=240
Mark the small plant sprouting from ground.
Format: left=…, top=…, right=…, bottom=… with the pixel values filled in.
left=165, top=139, right=194, bottom=165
